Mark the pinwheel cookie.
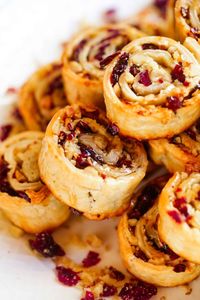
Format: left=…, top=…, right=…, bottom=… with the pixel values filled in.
left=0, top=132, right=70, bottom=233
left=159, top=172, right=200, bottom=264
left=118, top=176, right=200, bottom=287
left=125, top=0, right=175, bottom=38
left=149, top=119, right=200, bottom=173
left=39, top=105, right=147, bottom=220
left=103, top=36, right=200, bottom=140
left=19, top=62, right=67, bottom=131
left=62, top=24, right=144, bottom=108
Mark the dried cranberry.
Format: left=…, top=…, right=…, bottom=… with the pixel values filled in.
left=71, top=39, right=87, bottom=61
left=82, top=251, right=101, bottom=267
left=166, top=96, right=182, bottom=112
left=181, top=7, right=189, bottom=19
left=130, top=65, right=140, bottom=77
left=103, top=8, right=118, bottom=24
left=58, top=131, right=67, bottom=146
left=174, top=197, right=190, bottom=219
left=67, top=122, right=73, bottom=131
left=81, top=108, right=99, bottom=120
left=196, top=191, right=200, bottom=201
left=100, top=283, right=117, bottom=297
left=183, top=81, right=189, bottom=87
left=185, top=83, right=200, bottom=99
left=29, top=232, right=65, bottom=258
left=168, top=210, right=182, bottom=223
left=139, top=70, right=152, bottom=86
left=119, top=281, right=157, bottom=300
left=0, top=124, right=12, bottom=141
left=186, top=128, right=196, bottom=140
left=100, top=51, right=120, bottom=69
left=142, top=43, right=159, bottom=50
left=81, top=291, right=94, bottom=300
left=94, top=42, right=110, bottom=61
left=171, top=64, right=186, bottom=83
left=56, top=266, right=80, bottom=286
left=135, top=249, right=148, bottom=262
left=109, top=266, right=125, bottom=281
left=173, top=264, right=186, bottom=273
left=70, top=207, right=83, bottom=216
left=107, top=123, right=119, bottom=136
left=0, top=159, right=9, bottom=181
left=6, top=87, right=18, bottom=94
left=190, top=27, right=200, bottom=40
left=162, top=244, right=179, bottom=260
left=154, top=0, right=168, bottom=17
left=111, top=52, right=129, bottom=86
left=76, top=121, right=92, bottom=133
left=75, top=154, right=91, bottom=169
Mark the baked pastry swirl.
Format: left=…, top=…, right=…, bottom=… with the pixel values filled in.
left=159, top=172, right=200, bottom=264
left=19, top=62, right=67, bottom=131
left=149, top=119, right=200, bottom=173
left=118, top=176, right=200, bottom=286
left=175, top=0, right=200, bottom=43
left=103, top=36, right=200, bottom=140
left=0, top=132, right=70, bottom=233
left=62, top=24, right=144, bottom=108
left=39, top=105, right=147, bottom=220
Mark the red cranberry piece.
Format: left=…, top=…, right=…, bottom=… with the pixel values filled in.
left=81, top=291, right=94, bottom=300
left=166, top=96, right=182, bottom=112
left=100, top=283, right=117, bottom=297
left=185, top=83, right=200, bottom=100
left=181, top=7, right=189, bottom=19
left=66, top=132, right=75, bottom=141
left=139, top=70, right=152, bottom=87
left=171, top=64, right=186, bottom=83
left=56, top=266, right=80, bottom=286
left=142, top=43, right=159, bottom=50
left=119, top=282, right=157, bottom=300
left=6, top=87, right=18, bottom=94
left=109, top=266, right=125, bottom=281
left=190, top=27, right=200, bottom=40
left=58, top=131, right=67, bottom=146
left=0, top=159, right=9, bottom=181
left=154, top=0, right=168, bottom=17
left=107, top=123, right=119, bottom=136
left=174, top=197, right=186, bottom=208
left=0, top=124, right=12, bottom=141
left=103, top=8, right=118, bottom=24
left=135, top=249, right=148, bottom=262
left=173, top=264, right=186, bottom=273
left=197, top=191, right=200, bottom=201
left=71, top=39, right=87, bottom=61
left=168, top=210, right=182, bottom=224
left=76, top=121, right=92, bottom=133
left=29, top=232, right=65, bottom=258
left=81, top=108, right=99, bottom=120
left=111, top=52, right=129, bottom=86
left=130, top=65, right=140, bottom=76
left=75, top=154, right=91, bottom=169
left=82, top=251, right=101, bottom=268
left=186, top=128, right=196, bottom=140
left=162, top=244, right=179, bottom=260
left=67, top=122, right=73, bottom=131
left=100, top=51, right=120, bottom=69
left=95, top=42, right=110, bottom=62
left=183, top=81, right=189, bottom=87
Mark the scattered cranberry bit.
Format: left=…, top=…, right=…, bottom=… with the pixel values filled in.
left=71, top=39, right=87, bottom=61
left=185, top=83, right=200, bottom=100
left=130, top=65, right=140, bottom=77
left=174, top=197, right=190, bottom=219
left=186, top=128, right=196, bottom=140
left=76, top=121, right=92, bottom=133
left=183, top=81, right=189, bottom=87
left=0, top=124, right=12, bottom=142
left=119, top=281, right=157, bottom=300
left=75, top=154, right=91, bottom=169
left=158, top=78, right=164, bottom=83
left=82, top=251, right=101, bottom=268
left=181, top=7, right=189, bottom=19
left=58, top=131, right=67, bottom=146
left=100, top=51, right=120, bottom=69
left=103, top=8, right=118, bottom=24
left=162, top=244, right=179, bottom=260
left=29, top=232, right=65, bottom=258
left=190, top=27, right=200, bottom=40
left=81, top=108, right=99, bottom=120
left=135, top=249, right=148, bottom=262
left=67, top=122, right=73, bottom=131
left=128, top=185, right=159, bottom=220
left=168, top=210, right=182, bottom=224
left=94, top=42, right=110, bottom=62
left=171, top=63, right=186, bottom=83
left=109, top=266, right=125, bottom=281
left=139, top=70, right=152, bottom=87
left=0, top=159, right=9, bottom=181
left=100, top=283, right=117, bottom=297
left=196, top=191, right=200, bottom=201
left=173, top=264, right=186, bottom=273
left=6, top=87, right=18, bottom=94
left=166, top=96, right=182, bottom=112
left=56, top=266, right=80, bottom=286
left=107, top=122, right=119, bottom=136
left=142, top=43, right=159, bottom=50
left=154, top=0, right=168, bottom=17
left=81, top=291, right=94, bottom=300
left=111, top=52, right=129, bottom=86
left=70, top=207, right=83, bottom=216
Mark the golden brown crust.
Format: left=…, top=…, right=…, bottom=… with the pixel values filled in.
left=39, top=105, right=148, bottom=220
left=19, top=62, right=67, bottom=131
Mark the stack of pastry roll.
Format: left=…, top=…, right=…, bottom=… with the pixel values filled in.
left=62, top=24, right=144, bottom=108
left=0, top=132, right=70, bottom=233
left=19, top=62, right=67, bottom=131
left=118, top=175, right=200, bottom=286
left=39, top=105, right=148, bottom=220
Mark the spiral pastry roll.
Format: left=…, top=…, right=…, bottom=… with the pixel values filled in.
left=19, top=62, right=67, bottom=131
left=0, top=132, right=70, bottom=233
left=39, top=105, right=147, bottom=220
left=125, top=0, right=175, bottom=38
left=118, top=176, right=200, bottom=286
left=62, top=24, right=144, bottom=108
left=104, top=36, right=200, bottom=140
left=175, top=0, right=200, bottom=44
left=149, top=119, right=200, bottom=173
left=159, top=172, right=200, bottom=264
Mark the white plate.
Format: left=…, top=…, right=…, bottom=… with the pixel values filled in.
left=0, top=0, right=199, bottom=299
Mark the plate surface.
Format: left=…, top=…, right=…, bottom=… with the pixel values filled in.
left=0, top=0, right=199, bottom=299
